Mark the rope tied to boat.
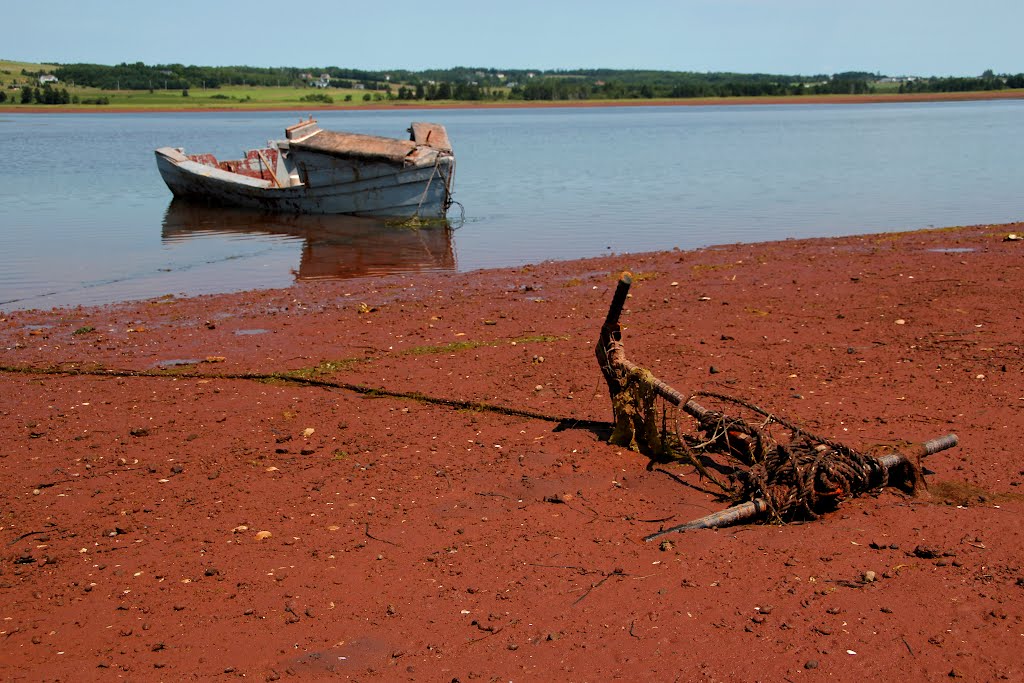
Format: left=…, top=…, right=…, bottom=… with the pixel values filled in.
left=415, top=154, right=456, bottom=218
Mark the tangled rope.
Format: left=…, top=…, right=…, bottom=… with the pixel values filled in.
left=609, top=366, right=917, bottom=524
left=596, top=273, right=938, bottom=529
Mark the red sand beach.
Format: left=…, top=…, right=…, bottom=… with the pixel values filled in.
left=1, top=223, right=1023, bottom=681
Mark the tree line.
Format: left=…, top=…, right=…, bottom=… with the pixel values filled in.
left=17, top=84, right=72, bottom=105
left=512, top=75, right=875, bottom=100
left=49, top=62, right=394, bottom=91
left=898, top=70, right=1024, bottom=93
left=2, top=82, right=110, bottom=105
left=7, top=62, right=1021, bottom=104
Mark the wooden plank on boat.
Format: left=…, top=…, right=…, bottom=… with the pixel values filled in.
left=290, top=130, right=417, bottom=164
left=409, top=123, right=452, bottom=152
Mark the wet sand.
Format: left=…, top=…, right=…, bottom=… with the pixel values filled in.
left=1, top=223, right=1023, bottom=680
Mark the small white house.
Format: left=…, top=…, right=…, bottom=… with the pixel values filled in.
left=38, top=74, right=59, bottom=85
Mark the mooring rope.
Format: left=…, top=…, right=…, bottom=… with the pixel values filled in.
left=0, top=363, right=602, bottom=429
left=415, top=154, right=455, bottom=217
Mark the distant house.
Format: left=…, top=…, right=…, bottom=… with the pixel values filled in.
left=38, top=74, right=59, bottom=85
left=314, top=73, right=331, bottom=88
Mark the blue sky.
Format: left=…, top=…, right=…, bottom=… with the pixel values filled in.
left=5, top=0, right=1021, bottom=76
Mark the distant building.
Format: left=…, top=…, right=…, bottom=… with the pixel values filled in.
left=38, top=74, right=58, bottom=85
left=313, top=73, right=331, bottom=88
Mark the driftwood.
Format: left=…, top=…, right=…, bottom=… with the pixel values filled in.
left=596, top=272, right=959, bottom=537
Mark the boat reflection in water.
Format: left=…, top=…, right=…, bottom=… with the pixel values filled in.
left=161, top=200, right=457, bottom=281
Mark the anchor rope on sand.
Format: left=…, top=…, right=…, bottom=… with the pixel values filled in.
left=595, top=272, right=958, bottom=539
left=0, top=363, right=599, bottom=428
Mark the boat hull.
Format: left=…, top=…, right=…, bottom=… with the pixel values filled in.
left=155, top=148, right=454, bottom=218
left=155, top=121, right=455, bottom=218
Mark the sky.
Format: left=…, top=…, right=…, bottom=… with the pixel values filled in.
left=4, top=0, right=1022, bottom=77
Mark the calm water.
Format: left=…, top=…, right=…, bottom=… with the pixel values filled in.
left=1, top=101, right=1022, bottom=311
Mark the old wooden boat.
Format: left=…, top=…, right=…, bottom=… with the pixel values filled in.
left=154, top=118, right=455, bottom=218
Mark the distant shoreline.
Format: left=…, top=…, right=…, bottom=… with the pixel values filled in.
left=9, top=88, right=1024, bottom=114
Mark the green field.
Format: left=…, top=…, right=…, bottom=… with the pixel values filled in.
left=0, top=59, right=436, bottom=109
left=1, top=58, right=56, bottom=91
left=51, top=84, right=402, bottom=109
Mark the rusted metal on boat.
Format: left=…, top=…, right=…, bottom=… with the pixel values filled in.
left=597, top=271, right=960, bottom=538
left=255, top=149, right=283, bottom=188
left=154, top=118, right=455, bottom=218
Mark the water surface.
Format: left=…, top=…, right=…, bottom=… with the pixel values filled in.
left=1, top=101, right=1021, bottom=311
